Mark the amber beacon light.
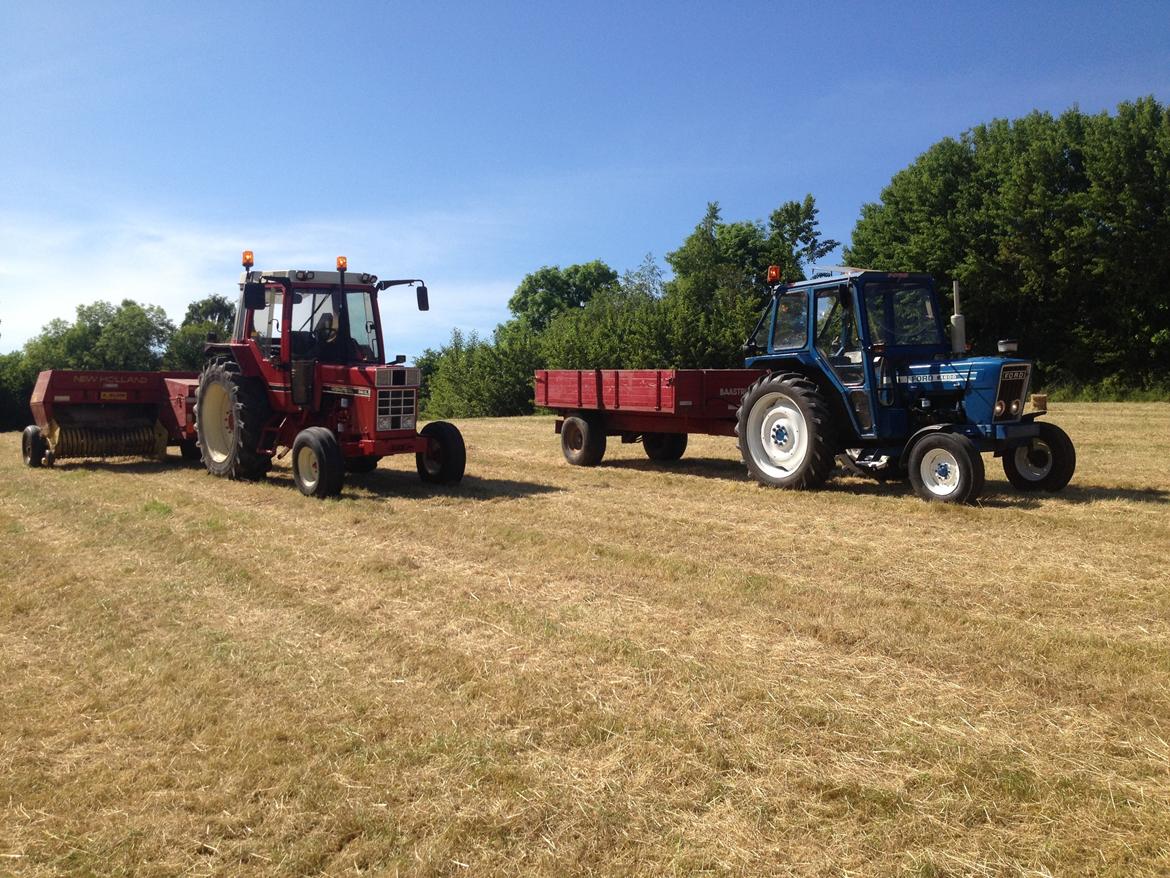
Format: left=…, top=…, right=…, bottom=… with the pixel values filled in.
left=336, top=256, right=348, bottom=271
left=242, top=250, right=254, bottom=268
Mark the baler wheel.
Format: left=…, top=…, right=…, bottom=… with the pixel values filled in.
left=21, top=425, right=46, bottom=468
left=907, top=432, right=985, bottom=505
left=735, top=372, right=836, bottom=489
left=643, top=432, right=688, bottom=462
left=1002, top=421, right=1076, bottom=493
left=195, top=360, right=272, bottom=481
left=417, top=421, right=466, bottom=485
left=560, top=414, right=606, bottom=467
left=292, top=427, right=345, bottom=498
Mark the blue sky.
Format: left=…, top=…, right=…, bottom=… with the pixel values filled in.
left=1, top=1, right=1167, bottom=358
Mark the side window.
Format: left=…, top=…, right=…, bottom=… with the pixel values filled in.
left=771, top=292, right=808, bottom=349
left=346, top=292, right=379, bottom=362
left=252, top=288, right=283, bottom=357
left=815, top=288, right=864, bottom=385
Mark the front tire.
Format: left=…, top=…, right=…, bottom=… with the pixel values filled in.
left=560, top=414, right=606, bottom=466
left=907, top=432, right=985, bottom=504
left=735, top=372, right=836, bottom=489
left=643, top=432, right=687, bottom=462
left=21, top=425, right=46, bottom=468
left=417, top=421, right=466, bottom=484
left=195, top=360, right=272, bottom=480
left=292, top=427, right=345, bottom=498
left=1002, top=422, right=1076, bottom=492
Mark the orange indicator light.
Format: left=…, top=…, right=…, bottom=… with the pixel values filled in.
left=336, top=256, right=348, bottom=271
left=766, top=265, right=781, bottom=283
left=242, top=250, right=254, bottom=268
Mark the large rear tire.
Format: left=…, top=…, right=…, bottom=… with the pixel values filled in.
left=292, top=427, right=345, bottom=498
left=907, top=432, right=985, bottom=504
left=21, top=425, right=46, bottom=468
left=417, top=421, right=466, bottom=484
left=560, top=414, right=606, bottom=466
left=195, top=359, right=272, bottom=480
left=643, top=432, right=688, bottom=462
left=735, top=372, right=836, bottom=489
left=1002, top=422, right=1076, bottom=493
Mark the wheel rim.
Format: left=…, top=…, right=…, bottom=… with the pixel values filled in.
left=746, top=391, right=808, bottom=478
left=201, top=383, right=234, bottom=464
left=564, top=423, right=583, bottom=452
left=919, top=447, right=962, bottom=497
left=297, top=445, right=320, bottom=491
left=1012, top=440, right=1053, bottom=481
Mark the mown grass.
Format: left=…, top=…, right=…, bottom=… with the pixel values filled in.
left=1, top=402, right=1168, bottom=876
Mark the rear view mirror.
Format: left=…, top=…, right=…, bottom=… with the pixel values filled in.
left=243, top=282, right=267, bottom=310
left=416, top=284, right=429, bottom=311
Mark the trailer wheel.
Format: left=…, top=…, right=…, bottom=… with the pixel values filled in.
left=907, top=432, right=985, bottom=504
left=345, top=455, right=381, bottom=474
left=21, top=425, right=46, bottom=468
left=1003, top=422, right=1075, bottom=493
left=417, top=421, right=466, bottom=484
left=643, top=432, right=687, bottom=462
left=735, top=372, right=836, bottom=489
left=195, top=360, right=272, bottom=481
left=292, top=427, right=345, bottom=498
left=561, top=414, right=606, bottom=466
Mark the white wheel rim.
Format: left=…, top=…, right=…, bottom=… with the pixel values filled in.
left=1013, top=440, right=1053, bottom=481
left=746, top=391, right=809, bottom=479
left=919, top=447, right=962, bottom=497
left=297, top=446, right=320, bottom=491
left=202, top=383, right=233, bottom=464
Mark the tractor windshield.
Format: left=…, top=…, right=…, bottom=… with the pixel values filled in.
left=288, top=287, right=382, bottom=363
left=862, top=282, right=946, bottom=347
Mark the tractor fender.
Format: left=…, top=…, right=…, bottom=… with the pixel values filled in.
left=898, top=424, right=966, bottom=469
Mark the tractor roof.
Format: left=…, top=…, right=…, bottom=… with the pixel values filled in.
left=783, top=269, right=933, bottom=290
left=240, top=269, right=378, bottom=286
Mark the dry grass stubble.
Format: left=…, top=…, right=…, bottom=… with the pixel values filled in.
left=0, top=402, right=1168, bottom=875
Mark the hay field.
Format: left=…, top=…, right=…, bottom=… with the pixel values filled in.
left=1, top=403, right=1168, bottom=876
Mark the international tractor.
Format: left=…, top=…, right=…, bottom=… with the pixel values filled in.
left=21, top=252, right=465, bottom=499
left=536, top=267, right=1076, bottom=505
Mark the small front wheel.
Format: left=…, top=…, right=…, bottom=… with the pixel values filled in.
left=292, top=427, right=345, bottom=498
left=21, top=425, right=46, bottom=468
left=907, top=432, right=985, bottom=504
left=560, top=414, right=606, bottom=466
left=1003, top=422, right=1076, bottom=493
left=417, top=421, right=466, bottom=484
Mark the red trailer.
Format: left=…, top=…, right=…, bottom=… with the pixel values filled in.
left=23, top=370, right=201, bottom=466
left=534, top=368, right=766, bottom=464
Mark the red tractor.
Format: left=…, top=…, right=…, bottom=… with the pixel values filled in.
left=195, top=251, right=464, bottom=497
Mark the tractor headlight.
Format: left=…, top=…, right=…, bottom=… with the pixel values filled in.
left=1009, top=399, right=1020, bottom=415
left=994, top=400, right=1006, bottom=417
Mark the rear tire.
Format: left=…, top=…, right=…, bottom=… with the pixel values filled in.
left=643, top=432, right=688, bottom=462
left=907, top=432, right=985, bottom=504
left=292, top=427, right=345, bottom=498
left=195, top=359, right=272, bottom=480
left=735, top=372, right=836, bottom=489
left=1002, top=422, right=1075, bottom=493
left=416, top=421, right=466, bottom=484
left=21, top=425, right=46, bottom=468
left=561, top=414, right=606, bottom=466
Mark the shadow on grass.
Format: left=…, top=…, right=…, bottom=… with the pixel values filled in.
left=341, top=468, right=562, bottom=502
left=52, top=455, right=201, bottom=474
left=600, top=456, right=747, bottom=481
left=1053, top=484, right=1169, bottom=505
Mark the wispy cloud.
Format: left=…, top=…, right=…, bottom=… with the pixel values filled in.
left=0, top=208, right=517, bottom=357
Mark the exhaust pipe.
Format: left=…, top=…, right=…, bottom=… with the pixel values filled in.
left=951, top=280, right=966, bottom=356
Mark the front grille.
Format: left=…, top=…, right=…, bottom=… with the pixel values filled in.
left=994, top=364, right=1031, bottom=422
left=375, top=367, right=420, bottom=388
left=377, top=388, right=416, bottom=432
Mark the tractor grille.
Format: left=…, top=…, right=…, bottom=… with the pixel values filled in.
left=994, top=364, right=1031, bottom=422
left=375, top=367, right=420, bottom=388
left=377, top=388, right=416, bottom=432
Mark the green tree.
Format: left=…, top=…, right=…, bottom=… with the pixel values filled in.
left=23, top=300, right=175, bottom=373
left=164, top=294, right=237, bottom=370
left=847, top=98, right=1170, bottom=388
left=507, top=260, right=619, bottom=330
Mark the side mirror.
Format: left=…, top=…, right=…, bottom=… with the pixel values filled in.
left=416, top=284, right=429, bottom=311
left=243, top=282, right=267, bottom=310
left=393, top=354, right=407, bottom=365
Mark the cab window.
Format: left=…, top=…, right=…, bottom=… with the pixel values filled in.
left=771, top=291, right=808, bottom=349
left=815, top=287, right=864, bottom=385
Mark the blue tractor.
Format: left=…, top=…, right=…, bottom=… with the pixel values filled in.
left=737, top=268, right=1076, bottom=504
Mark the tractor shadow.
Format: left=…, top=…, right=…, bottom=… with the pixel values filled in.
left=336, top=468, right=562, bottom=502
left=52, top=455, right=203, bottom=474
left=601, top=456, right=748, bottom=481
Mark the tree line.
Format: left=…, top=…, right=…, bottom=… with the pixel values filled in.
left=3, top=97, right=1167, bottom=429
